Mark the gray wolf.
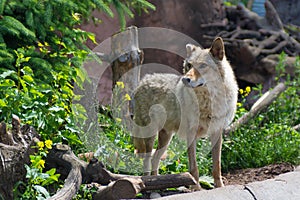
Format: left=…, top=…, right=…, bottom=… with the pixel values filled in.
left=132, top=37, right=238, bottom=189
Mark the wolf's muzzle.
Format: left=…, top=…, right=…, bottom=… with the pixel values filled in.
left=182, top=77, right=191, bottom=86
left=182, top=77, right=204, bottom=88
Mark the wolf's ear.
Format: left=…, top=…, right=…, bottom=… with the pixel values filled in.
left=210, top=37, right=224, bottom=61
left=186, top=44, right=197, bottom=57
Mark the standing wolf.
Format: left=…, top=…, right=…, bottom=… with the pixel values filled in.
left=132, top=37, right=238, bottom=189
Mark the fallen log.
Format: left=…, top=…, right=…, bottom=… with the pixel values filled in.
left=224, top=82, right=287, bottom=136
left=93, top=178, right=144, bottom=200
left=46, top=144, right=197, bottom=199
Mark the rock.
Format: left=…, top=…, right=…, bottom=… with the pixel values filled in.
left=245, top=171, right=300, bottom=200
left=157, top=185, right=253, bottom=200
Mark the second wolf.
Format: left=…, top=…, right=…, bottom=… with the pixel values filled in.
left=132, top=37, right=238, bottom=189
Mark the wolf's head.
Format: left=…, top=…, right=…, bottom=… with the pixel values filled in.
left=182, top=37, right=225, bottom=88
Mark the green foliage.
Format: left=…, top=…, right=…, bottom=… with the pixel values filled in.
left=222, top=54, right=300, bottom=172
left=0, top=0, right=154, bottom=144
left=96, top=83, right=142, bottom=175
left=0, top=0, right=154, bottom=197
left=14, top=140, right=61, bottom=199
left=73, top=184, right=97, bottom=200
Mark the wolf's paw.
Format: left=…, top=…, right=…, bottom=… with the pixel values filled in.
left=214, top=179, right=224, bottom=188
left=190, top=184, right=202, bottom=191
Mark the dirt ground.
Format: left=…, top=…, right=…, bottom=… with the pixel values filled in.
left=223, top=162, right=295, bottom=185
left=138, top=162, right=295, bottom=199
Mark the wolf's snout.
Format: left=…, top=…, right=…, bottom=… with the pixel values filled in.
left=182, top=77, right=191, bottom=86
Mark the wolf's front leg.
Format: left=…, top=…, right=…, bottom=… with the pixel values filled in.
left=211, top=133, right=224, bottom=187
left=187, top=138, right=201, bottom=190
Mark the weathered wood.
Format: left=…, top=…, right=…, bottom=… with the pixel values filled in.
left=111, top=26, right=143, bottom=88
left=93, top=178, right=144, bottom=200
left=47, top=144, right=85, bottom=200
left=46, top=144, right=196, bottom=199
left=202, top=0, right=300, bottom=89
left=224, top=82, right=287, bottom=136
left=0, top=117, right=39, bottom=200
left=141, top=173, right=197, bottom=191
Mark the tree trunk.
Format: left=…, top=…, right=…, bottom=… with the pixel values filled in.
left=0, top=115, right=39, bottom=200
left=111, top=26, right=143, bottom=89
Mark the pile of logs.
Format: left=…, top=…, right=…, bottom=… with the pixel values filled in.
left=202, top=0, right=300, bottom=90
left=46, top=144, right=196, bottom=200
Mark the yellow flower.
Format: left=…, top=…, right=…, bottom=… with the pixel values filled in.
left=239, top=89, right=244, bottom=95
left=245, top=86, right=251, bottom=93
left=116, top=81, right=125, bottom=89
left=45, top=140, right=53, bottom=149
left=37, top=141, right=44, bottom=150
left=37, top=41, right=44, bottom=47
left=37, top=159, right=45, bottom=169
left=237, top=102, right=242, bottom=107
left=124, top=93, right=131, bottom=101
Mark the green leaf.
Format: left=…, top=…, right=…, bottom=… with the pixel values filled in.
left=21, top=66, right=34, bottom=75
left=33, top=185, right=50, bottom=199
left=136, top=0, right=156, bottom=10
left=0, top=16, right=36, bottom=41
left=23, top=74, right=34, bottom=83
left=119, top=2, right=134, bottom=18
left=0, top=79, right=15, bottom=87
left=0, top=0, right=6, bottom=15
left=0, top=49, right=14, bottom=65
left=86, top=32, right=97, bottom=44
left=0, top=99, right=7, bottom=107
left=46, top=168, right=56, bottom=176
left=94, top=0, right=114, bottom=17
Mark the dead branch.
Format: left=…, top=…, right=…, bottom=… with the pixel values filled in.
left=224, top=82, right=287, bottom=136
left=202, top=0, right=300, bottom=89
left=46, top=144, right=196, bottom=199
left=47, top=144, right=84, bottom=200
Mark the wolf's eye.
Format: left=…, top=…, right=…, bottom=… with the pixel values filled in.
left=199, top=63, right=207, bottom=68
left=185, top=62, right=192, bottom=70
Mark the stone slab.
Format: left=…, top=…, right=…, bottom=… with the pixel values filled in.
left=245, top=171, right=300, bottom=200
left=155, top=170, right=300, bottom=200
left=157, top=185, right=253, bottom=200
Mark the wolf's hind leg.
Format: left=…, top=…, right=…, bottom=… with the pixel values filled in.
left=211, top=133, right=224, bottom=187
left=143, top=136, right=156, bottom=176
left=151, top=129, right=172, bottom=175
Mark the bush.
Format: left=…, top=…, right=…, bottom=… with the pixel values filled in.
left=222, top=54, right=300, bottom=172
left=0, top=0, right=154, bottom=198
left=0, top=0, right=154, bottom=147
